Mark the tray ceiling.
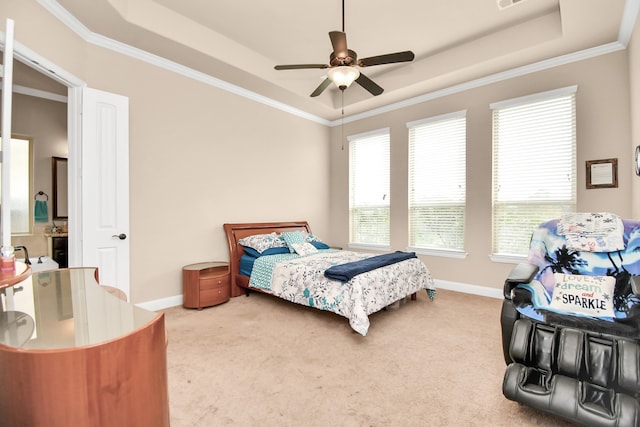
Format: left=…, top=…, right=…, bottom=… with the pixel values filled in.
left=38, top=0, right=634, bottom=120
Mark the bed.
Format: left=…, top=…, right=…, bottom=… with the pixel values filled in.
left=223, top=221, right=436, bottom=336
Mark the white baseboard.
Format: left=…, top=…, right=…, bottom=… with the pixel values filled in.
left=136, top=294, right=183, bottom=312
left=434, top=279, right=503, bottom=299
left=136, top=280, right=503, bottom=312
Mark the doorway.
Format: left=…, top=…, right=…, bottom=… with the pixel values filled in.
left=2, top=44, right=80, bottom=264
left=3, top=35, right=132, bottom=298
left=5, top=60, right=69, bottom=260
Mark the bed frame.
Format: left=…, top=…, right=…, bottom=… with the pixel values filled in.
left=223, top=221, right=312, bottom=297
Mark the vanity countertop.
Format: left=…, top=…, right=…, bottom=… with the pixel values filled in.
left=0, top=268, right=156, bottom=349
left=44, top=232, right=68, bottom=238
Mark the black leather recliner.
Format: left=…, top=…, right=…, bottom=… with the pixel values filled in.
left=501, top=216, right=640, bottom=426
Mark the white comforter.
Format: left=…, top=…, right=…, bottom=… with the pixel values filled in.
left=249, top=250, right=436, bottom=335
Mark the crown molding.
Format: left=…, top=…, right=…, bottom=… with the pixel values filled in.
left=0, top=79, right=68, bottom=103
left=619, top=0, right=640, bottom=46
left=332, top=41, right=625, bottom=126
left=36, top=0, right=638, bottom=128
left=36, top=0, right=331, bottom=126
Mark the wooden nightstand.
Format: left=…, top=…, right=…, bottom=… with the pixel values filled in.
left=182, top=262, right=230, bottom=309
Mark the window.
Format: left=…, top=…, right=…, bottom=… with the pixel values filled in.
left=407, top=111, right=466, bottom=255
left=0, top=136, right=33, bottom=235
left=491, top=86, right=577, bottom=258
left=348, top=128, right=390, bottom=249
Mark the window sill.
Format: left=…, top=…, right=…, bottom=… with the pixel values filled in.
left=408, top=247, right=468, bottom=259
left=490, top=254, right=527, bottom=264
left=347, top=243, right=391, bottom=252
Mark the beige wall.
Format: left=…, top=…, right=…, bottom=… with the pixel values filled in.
left=1, top=2, right=331, bottom=303
left=329, top=51, right=633, bottom=290
left=1, top=1, right=637, bottom=302
left=118, top=59, right=330, bottom=303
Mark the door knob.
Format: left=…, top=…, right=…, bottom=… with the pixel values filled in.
left=112, top=233, right=127, bottom=240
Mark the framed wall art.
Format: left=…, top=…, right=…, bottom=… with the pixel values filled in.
left=586, top=158, right=618, bottom=189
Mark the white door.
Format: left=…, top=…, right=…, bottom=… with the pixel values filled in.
left=80, top=88, right=130, bottom=298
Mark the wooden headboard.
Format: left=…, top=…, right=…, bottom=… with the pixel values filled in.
left=223, top=221, right=312, bottom=297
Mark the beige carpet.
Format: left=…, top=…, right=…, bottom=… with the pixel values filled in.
left=163, top=289, right=575, bottom=426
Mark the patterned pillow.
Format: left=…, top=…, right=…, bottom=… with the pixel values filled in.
left=281, top=231, right=308, bottom=253
left=238, top=233, right=286, bottom=253
left=291, top=242, right=319, bottom=256
left=549, top=273, right=616, bottom=318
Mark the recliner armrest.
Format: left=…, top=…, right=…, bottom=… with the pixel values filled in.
left=503, top=262, right=539, bottom=299
left=631, top=276, right=640, bottom=297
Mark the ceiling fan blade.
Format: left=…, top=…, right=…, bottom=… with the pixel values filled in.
left=275, top=64, right=329, bottom=70
left=355, top=73, right=384, bottom=96
left=329, top=31, right=348, bottom=58
left=310, top=78, right=332, bottom=97
left=358, top=51, right=415, bottom=67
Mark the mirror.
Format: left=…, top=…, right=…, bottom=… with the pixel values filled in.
left=52, top=157, right=68, bottom=220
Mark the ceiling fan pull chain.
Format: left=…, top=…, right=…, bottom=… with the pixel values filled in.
left=341, top=91, right=345, bottom=151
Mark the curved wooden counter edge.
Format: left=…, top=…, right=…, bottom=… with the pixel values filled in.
left=0, top=269, right=170, bottom=427
left=0, top=261, right=30, bottom=289
left=0, top=313, right=169, bottom=427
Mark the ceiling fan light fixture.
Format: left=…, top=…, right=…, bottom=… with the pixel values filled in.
left=328, top=66, right=360, bottom=90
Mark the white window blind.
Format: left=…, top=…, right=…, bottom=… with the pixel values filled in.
left=407, top=111, right=466, bottom=251
left=348, top=129, right=390, bottom=247
left=492, top=86, right=577, bottom=256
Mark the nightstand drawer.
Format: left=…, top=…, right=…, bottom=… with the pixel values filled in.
left=200, top=275, right=230, bottom=290
left=200, top=286, right=230, bottom=306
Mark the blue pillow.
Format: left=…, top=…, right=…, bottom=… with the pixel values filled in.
left=310, top=241, right=330, bottom=250
left=261, top=247, right=291, bottom=256
left=243, top=246, right=290, bottom=258
left=242, top=247, right=261, bottom=258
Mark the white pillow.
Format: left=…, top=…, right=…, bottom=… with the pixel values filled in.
left=290, top=242, right=318, bottom=256
left=550, top=273, right=616, bottom=318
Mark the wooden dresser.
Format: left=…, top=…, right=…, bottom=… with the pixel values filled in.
left=0, top=268, right=170, bottom=426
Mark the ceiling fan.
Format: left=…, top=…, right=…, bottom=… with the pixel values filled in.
left=274, top=0, right=415, bottom=97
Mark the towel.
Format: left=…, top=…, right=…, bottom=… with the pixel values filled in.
left=34, top=200, right=48, bottom=222
left=324, top=251, right=417, bottom=282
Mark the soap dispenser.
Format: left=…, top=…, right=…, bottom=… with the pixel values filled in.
left=0, top=246, right=15, bottom=273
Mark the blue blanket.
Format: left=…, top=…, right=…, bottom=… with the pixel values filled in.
left=324, top=251, right=417, bottom=282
